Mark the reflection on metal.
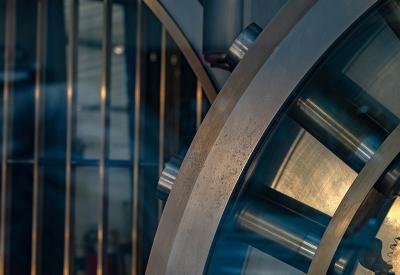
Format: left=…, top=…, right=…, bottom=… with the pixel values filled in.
left=159, top=26, right=167, bottom=177
left=146, top=2, right=319, bottom=273
left=271, top=131, right=356, bottom=216
left=237, top=190, right=357, bottom=275
left=196, top=81, right=202, bottom=130
left=157, top=155, right=183, bottom=201
left=206, top=21, right=262, bottom=71
left=308, top=126, right=400, bottom=275
left=144, top=0, right=217, bottom=102
left=132, top=0, right=142, bottom=273
left=158, top=26, right=167, bottom=219
left=315, top=69, right=399, bottom=139
left=288, top=72, right=393, bottom=173
left=293, top=98, right=376, bottom=169
left=32, top=0, right=47, bottom=274
left=63, top=0, right=79, bottom=274
left=386, top=199, right=400, bottom=230
left=0, top=0, right=16, bottom=273
left=226, top=23, right=262, bottom=70
left=97, top=0, right=112, bottom=274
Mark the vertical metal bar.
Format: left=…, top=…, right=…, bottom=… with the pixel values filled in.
left=0, top=0, right=16, bottom=274
left=158, top=27, right=167, bottom=219
left=98, top=0, right=112, bottom=274
left=132, top=0, right=142, bottom=274
left=63, top=0, right=79, bottom=274
left=196, top=81, right=202, bottom=130
left=31, top=0, right=47, bottom=274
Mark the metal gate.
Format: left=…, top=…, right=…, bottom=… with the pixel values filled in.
left=0, top=0, right=205, bottom=274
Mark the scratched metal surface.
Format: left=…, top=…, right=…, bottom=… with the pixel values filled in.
left=271, top=130, right=357, bottom=216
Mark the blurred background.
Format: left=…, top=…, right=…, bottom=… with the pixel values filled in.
left=0, top=0, right=208, bottom=274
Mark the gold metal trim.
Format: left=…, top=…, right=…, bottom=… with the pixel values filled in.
left=97, top=0, right=112, bottom=274
left=131, top=0, right=143, bottom=274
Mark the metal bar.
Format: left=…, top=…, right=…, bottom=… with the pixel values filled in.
left=288, top=73, right=389, bottom=173
left=157, top=156, right=183, bottom=201
left=236, top=191, right=328, bottom=273
left=98, top=0, right=112, bottom=273
left=159, top=26, right=166, bottom=179
left=226, top=23, right=262, bottom=70
left=31, top=0, right=48, bottom=274
left=196, top=81, right=202, bottom=130
left=158, top=26, right=167, bottom=219
left=0, top=0, right=16, bottom=273
left=132, top=0, right=143, bottom=273
left=63, top=0, right=79, bottom=274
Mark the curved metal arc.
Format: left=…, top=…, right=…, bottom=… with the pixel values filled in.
left=307, top=126, right=400, bottom=275
left=145, top=1, right=318, bottom=274
left=144, top=0, right=217, bottom=102
left=146, top=0, right=384, bottom=274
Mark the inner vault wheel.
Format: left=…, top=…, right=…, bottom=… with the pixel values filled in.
left=147, top=0, right=400, bottom=274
